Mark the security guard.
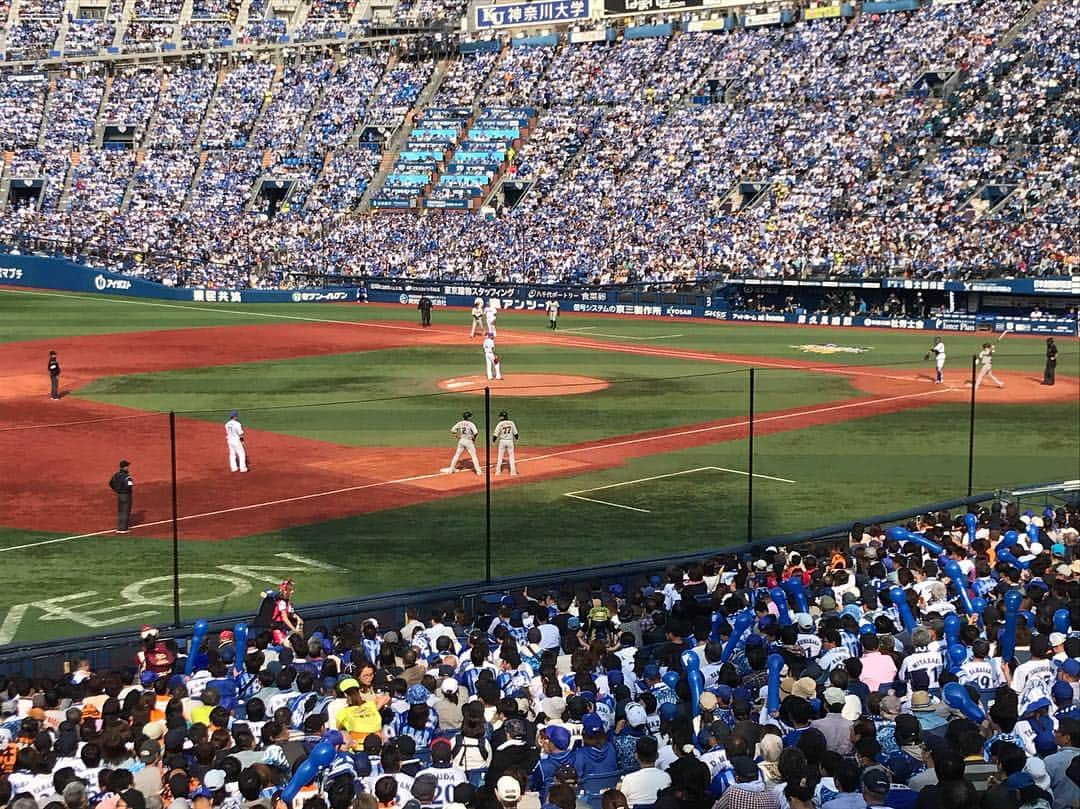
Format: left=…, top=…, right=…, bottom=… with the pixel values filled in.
left=109, top=460, right=134, bottom=533
left=47, top=350, right=61, bottom=400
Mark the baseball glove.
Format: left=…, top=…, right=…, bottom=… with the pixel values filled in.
left=923, top=353, right=930, bottom=361
left=493, top=354, right=500, bottom=363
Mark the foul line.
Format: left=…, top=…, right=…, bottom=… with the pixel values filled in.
left=521, top=386, right=953, bottom=465
left=563, top=466, right=796, bottom=512
left=0, top=385, right=952, bottom=554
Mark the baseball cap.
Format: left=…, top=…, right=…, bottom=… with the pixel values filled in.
left=546, top=725, right=571, bottom=751
left=862, top=769, right=890, bottom=795
left=203, top=770, right=226, bottom=791
left=658, top=703, right=678, bottom=722
left=440, top=678, right=459, bottom=695
left=795, top=613, right=814, bottom=631
left=406, top=684, right=430, bottom=705
left=1052, top=544, right=1066, bottom=557
left=495, top=776, right=522, bottom=803
left=337, top=677, right=360, bottom=692
left=541, top=696, right=566, bottom=719
left=137, top=740, right=160, bottom=762
left=642, top=663, right=661, bottom=679
left=582, top=713, right=604, bottom=735
left=819, top=595, right=837, bottom=612
left=625, top=702, right=647, bottom=727
left=190, top=787, right=213, bottom=802
left=1052, top=681, right=1074, bottom=703
left=823, top=687, right=845, bottom=707
left=412, top=774, right=438, bottom=803
left=1055, top=659, right=1080, bottom=677
left=1050, top=633, right=1068, bottom=647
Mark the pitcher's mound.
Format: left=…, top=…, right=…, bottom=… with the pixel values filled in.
left=436, top=373, right=609, bottom=397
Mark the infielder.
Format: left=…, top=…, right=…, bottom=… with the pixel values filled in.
left=924, top=337, right=946, bottom=383
left=492, top=409, right=519, bottom=476
left=974, top=342, right=1004, bottom=389
left=470, top=298, right=484, bottom=338
left=226, top=410, right=248, bottom=472
left=483, top=333, right=502, bottom=380
left=545, top=299, right=560, bottom=330
left=484, top=299, right=499, bottom=337
left=447, top=411, right=482, bottom=475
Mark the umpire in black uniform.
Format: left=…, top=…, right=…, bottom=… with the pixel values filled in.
left=1043, top=337, right=1058, bottom=385
left=418, top=295, right=433, bottom=327
left=109, top=460, right=134, bottom=533
left=48, top=350, right=61, bottom=400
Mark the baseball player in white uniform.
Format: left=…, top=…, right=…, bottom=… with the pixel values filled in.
left=225, top=410, right=248, bottom=472
left=545, top=300, right=560, bottom=330
left=447, top=411, right=482, bottom=475
left=925, top=337, right=946, bottom=383
left=483, top=334, right=502, bottom=380
left=974, top=343, right=1005, bottom=389
left=484, top=300, right=499, bottom=337
left=470, top=298, right=484, bottom=338
left=492, top=410, right=519, bottom=476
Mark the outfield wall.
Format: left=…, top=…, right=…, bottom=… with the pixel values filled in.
left=1, top=253, right=1076, bottom=335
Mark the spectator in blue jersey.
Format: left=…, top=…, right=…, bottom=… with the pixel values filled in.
left=575, top=713, right=616, bottom=779
left=882, top=716, right=927, bottom=784
left=529, top=725, right=575, bottom=800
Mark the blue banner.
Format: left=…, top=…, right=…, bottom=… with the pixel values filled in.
left=0, top=254, right=363, bottom=303
left=474, top=0, right=588, bottom=29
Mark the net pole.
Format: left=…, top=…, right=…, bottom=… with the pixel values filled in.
left=170, top=411, right=181, bottom=627
left=747, top=368, right=755, bottom=542
left=968, top=355, right=977, bottom=497
left=485, top=386, right=492, bottom=584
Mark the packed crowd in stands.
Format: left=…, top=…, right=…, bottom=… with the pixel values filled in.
left=0, top=0, right=1077, bottom=286
left=2, top=504, right=1080, bottom=809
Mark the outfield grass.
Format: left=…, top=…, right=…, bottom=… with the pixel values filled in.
left=0, top=288, right=1076, bottom=645
left=76, top=346, right=858, bottom=446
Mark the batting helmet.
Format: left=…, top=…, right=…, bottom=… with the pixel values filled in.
left=463, top=411, right=472, bottom=419
left=499, top=410, right=508, bottom=419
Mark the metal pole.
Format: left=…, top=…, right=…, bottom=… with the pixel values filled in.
left=747, top=368, right=755, bottom=542
left=967, top=355, right=977, bottom=497
left=169, top=411, right=180, bottom=627
left=484, top=387, right=492, bottom=584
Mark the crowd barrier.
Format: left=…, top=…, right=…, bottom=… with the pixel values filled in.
left=0, top=253, right=1076, bottom=335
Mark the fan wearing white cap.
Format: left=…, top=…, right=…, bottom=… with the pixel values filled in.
left=794, top=614, right=822, bottom=658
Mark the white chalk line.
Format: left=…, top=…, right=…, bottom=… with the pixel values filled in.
left=563, top=466, right=796, bottom=513
left=0, top=385, right=953, bottom=555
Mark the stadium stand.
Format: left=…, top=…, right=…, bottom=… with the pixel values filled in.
left=0, top=505, right=1079, bottom=809
left=0, top=0, right=1076, bottom=286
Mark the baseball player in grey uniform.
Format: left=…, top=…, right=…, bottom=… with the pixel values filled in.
left=470, top=299, right=484, bottom=338
left=974, top=343, right=1004, bottom=389
left=492, top=410, right=519, bottom=476
left=447, top=411, right=482, bottom=475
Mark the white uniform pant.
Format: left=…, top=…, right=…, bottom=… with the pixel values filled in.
left=470, top=317, right=482, bottom=337
left=450, top=438, right=481, bottom=474
left=486, top=322, right=497, bottom=337
left=496, top=439, right=517, bottom=475
left=935, top=357, right=945, bottom=380
left=975, top=365, right=1003, bottom=388
left=228, top=439, right=248, bottom=472
left=485, top=355, right=502, bottom=380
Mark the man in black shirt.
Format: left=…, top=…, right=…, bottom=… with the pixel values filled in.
left=109, top=460, right=134, bottom=533
left=1043, top=337, right=1058, bottom=385
left=48, top=351, right=61, bottom=400
left=417, top=296, right=433, bottom=327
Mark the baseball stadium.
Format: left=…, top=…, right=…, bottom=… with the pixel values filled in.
left=0, top=0, right=1079, bottom=805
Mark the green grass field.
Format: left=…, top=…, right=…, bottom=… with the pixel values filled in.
left=0, top=288, right=1076, bottom=645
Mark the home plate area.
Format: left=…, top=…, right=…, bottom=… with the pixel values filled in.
left=563, top=466, right=797, bottom=513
